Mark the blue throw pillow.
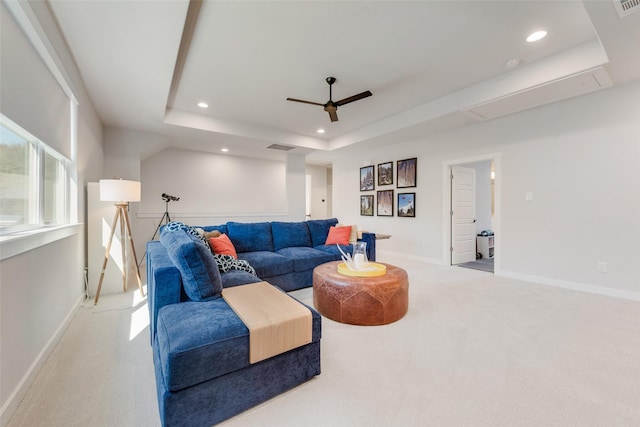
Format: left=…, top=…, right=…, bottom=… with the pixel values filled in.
left=271, top=221, right=312, bottom=251
left=227, top=221, right=274, bottom=253
left=160, top=226, right=223, bottom=301
left=306, top=218, right=339, bottom=247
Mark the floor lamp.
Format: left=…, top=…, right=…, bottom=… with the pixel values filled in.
left=94, top=179, right=145, bottom=305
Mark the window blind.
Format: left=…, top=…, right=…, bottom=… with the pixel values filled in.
left=0, top=3, right=71, bottom=160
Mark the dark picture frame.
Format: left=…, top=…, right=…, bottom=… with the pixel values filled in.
left=397, top=157, right=417, bottom=188
left=377, top=190, right=394, bottom=216
left=360, top=165, right=374, bottom=191
left=397, top=192, right=415, bottom=217
left=377, top=162, right=393, bottom=186
left=360, top=195, right=374, bottom=216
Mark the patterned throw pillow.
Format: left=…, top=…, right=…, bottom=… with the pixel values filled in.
left=166, top=221, right=211, bottom=251
left=213, top=254, right=257, bottom=276
left=165, top=221, right=256, bottom=277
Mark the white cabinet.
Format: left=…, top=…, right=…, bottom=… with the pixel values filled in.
left=477, top=235, right=494, bottom=259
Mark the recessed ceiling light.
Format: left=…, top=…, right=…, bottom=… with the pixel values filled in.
left=506, top=58, right=521, bottom=69
left=526, top=30, right=547, bottom=43
left=317, top=128, right=325, bottom=134
left=221, top=148, right=228, bottom=152
left=197, top=102, right=208, bottom=108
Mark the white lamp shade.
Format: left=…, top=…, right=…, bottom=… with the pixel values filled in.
left=99, top=179, right=141, bottom=202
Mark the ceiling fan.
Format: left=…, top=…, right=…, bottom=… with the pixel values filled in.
left=286, top=77, right=372, bottom=122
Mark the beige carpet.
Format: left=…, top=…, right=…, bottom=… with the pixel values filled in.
left=7, top=256, right=640, bottom=427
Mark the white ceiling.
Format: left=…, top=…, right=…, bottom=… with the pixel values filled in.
left=48, top=0, right=640, bottom=165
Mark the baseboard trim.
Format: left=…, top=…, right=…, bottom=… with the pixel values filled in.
left=378, top=251, right=639, bottom=301
left=0, top=293, right=86, bottom=427
left=498, top=270, right=640, bottom=302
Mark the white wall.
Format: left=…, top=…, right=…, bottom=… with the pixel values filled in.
left=332, top=82, right=640, bottom=299
left=103, top=126, right=169, bottom=180
left=140, top=147, right=287, bottom=217
left=286, top=154, right=306, bottom=221
left=0, top=3, right=103, bottom=425
left=136, top=148, right=306, bottom=250
left=0, top=233, right=85, bottom=421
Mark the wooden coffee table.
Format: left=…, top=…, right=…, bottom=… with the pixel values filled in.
left=312, top=261, right=409, bottom=326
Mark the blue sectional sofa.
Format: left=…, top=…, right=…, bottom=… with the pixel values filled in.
left=198, top=218, right=375, bottom=292
left=146, top=218, right=375, bottom=426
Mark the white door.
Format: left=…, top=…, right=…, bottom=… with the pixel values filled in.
left=451, top=166, right=477, bottom=264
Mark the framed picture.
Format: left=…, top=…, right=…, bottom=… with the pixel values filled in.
left=377, top=190, right=394, bottom=216
left=377, top=162, right=393, bottom=186
left=397, top=192, right=415, bottom=217
left=397, top=157, right=417, bottom=188
left=360, top=166, right=374, bottom=191
left=360, top=195, right=374, bottom=216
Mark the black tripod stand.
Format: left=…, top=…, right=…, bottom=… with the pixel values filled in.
left=151, top=200, right=172, bottom=241
left=138, top=200, right=172, bottom=268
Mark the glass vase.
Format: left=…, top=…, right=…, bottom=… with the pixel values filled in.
left=352, top=241, right=368, bottom=270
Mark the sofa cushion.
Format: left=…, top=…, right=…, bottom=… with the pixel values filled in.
left=275, top=247, right=335, bottom=272
left=227, top=221, right=274, bottom=253
left=160, top=227, right=222, bottom=301
left=202, top=224, right=228, bottom=235
left=156, top=299, right=250, bottom=391
left=306, top=218, right=339, bottom=247
left=315, top=243, right=353, bottom=261
left=220, top=269, right=263, bottom=288
left=155, top=297, right=323, bottom=392
left=271, top=221, right=312, bottom=251
left=238, top=251, right=292, bottom=278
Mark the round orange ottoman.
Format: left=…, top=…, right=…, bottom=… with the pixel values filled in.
left=312, top=261, right=409, bottom=326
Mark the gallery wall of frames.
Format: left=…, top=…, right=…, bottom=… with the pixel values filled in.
left=359, top=157, right=416, bottom=218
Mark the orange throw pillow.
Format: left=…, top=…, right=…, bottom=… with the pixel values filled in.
left=324, top=226, right=352, bottom=246
left=209, top=233, right=238, bottom=259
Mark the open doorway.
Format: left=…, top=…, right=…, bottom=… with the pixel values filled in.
left=443, top=154, right=500, bottom=273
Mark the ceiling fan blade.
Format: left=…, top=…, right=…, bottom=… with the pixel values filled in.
left=286, top=97, right=324, bottom=106
left=335, top=90, right=372, bottom=106
left=324, top=102, right=339, bottom=122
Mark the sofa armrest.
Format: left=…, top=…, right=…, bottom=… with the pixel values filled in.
left=358, top=232, right=376, bottom=262
left=147, top=240, right=183, bottom=345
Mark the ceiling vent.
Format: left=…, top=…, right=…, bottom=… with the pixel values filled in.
left=266, top=143, right=295, bottom=151
left=613, top=0, right=640, bottom=17
left=461, top=67, right=612, bottom=121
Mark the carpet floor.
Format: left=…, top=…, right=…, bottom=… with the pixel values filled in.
left=7, top=255, right=640, bottom=427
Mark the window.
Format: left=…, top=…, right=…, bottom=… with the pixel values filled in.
left=0, top=115, right=68, bottom=234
